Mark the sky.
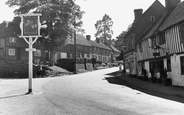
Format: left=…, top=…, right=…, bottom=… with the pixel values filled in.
left=0, top=0, right=182, bottom=40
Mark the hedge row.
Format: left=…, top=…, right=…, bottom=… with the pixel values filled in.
left=55, top=58, right=95, bottom=72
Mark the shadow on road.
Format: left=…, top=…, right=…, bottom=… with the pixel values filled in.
left=104, top=72, right=184, bottom=104
left=0, top=93, right=28, bottom=99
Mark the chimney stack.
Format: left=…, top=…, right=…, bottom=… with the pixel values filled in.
left=134, top=9, right=143, bottom=22
left=96, top=38, right=101, bottom=44
left=165, top=0, right=181, bottom=12
left=86, top=35, right=91, bottom=41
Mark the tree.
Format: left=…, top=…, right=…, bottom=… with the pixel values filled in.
left=114, top=31, right=126, bottom=51
left=6, top=0, right=84, bottom=65
left=94, top=14, right=113, bottom=45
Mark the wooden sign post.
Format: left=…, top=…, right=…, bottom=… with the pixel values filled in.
left=19, top=12, right=42, bottom=94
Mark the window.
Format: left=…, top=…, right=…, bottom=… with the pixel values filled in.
left=9, top=37, right=16, bottom=43
left=158, top=32, right=165, bottom=45
left=148, top=38, right=152, bottom=47
left=67, top=53, right=73, bottom=58
left=99, top=55, right=102, bottom=61
left=77, top=45, right=80, bottom=50
left=148, top=16, right=155, bottom=22
left=57, top=52, right=61, bottom=59
left=103, top=57, right=107, bottom=62
left=34, top=49, right=41, bottom=57
left=152, top=36, right=156, bottom=48
left=82, top=54, right=84, bottom=58
left=8, top=48, right=15, bottom=56
left=180, top=56, right=184, bottom=75
left=77, top=52, right=80, bottom=58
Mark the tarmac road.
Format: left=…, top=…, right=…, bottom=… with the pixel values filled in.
left=0, top=67, right=184, bottom=115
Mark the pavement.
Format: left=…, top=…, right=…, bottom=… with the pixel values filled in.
left=115, top=72, right=184, bottom=101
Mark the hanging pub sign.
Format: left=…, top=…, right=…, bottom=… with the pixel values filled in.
left=23, top=16, right=38, bottom=36
left=153, top=52, right=160, bottom=57
left=18, top=12, right=42, bottom=93
left=19, top=12, right=42, bottom=37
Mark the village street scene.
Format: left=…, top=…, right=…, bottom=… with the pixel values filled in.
left=1, top=0, right=184, bottom=114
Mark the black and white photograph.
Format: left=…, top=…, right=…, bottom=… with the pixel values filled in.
left=0, top=0, right=184, bottom=114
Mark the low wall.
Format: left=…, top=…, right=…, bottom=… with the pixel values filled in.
left=0, top=62, right=39, bottom=78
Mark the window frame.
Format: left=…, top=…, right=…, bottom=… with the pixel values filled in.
left=34, top=49, right=41, bottom=57
left=148, top=16, right=155, bottom=22
left=8, top=48, right=15, bottom=56
left=9, top=37, right=16, bottom=43
left=158, top=32, right=166, bottom=45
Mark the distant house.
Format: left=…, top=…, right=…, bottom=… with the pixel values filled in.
left=0, top=18, right=114, bottom=77
left=0, top=20, right=49, bottom=77
left=57, top=34, right=92, bottom=61
left=88, top=36, right=111, bottom=63
left=109, top=45, right=120, bottom=62
left=58, top=34, right=112, bottom=63
left=123, top=0, right=165, bottom=75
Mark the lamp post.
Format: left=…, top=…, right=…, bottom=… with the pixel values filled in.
left=152, top=44, right=161, bottom=83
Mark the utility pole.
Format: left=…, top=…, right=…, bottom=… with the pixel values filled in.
left=74, top=17, right=77, bottom=74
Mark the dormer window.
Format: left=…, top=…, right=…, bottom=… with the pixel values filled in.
left=148, top=16, right=155, bottom=22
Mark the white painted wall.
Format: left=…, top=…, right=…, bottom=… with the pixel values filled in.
left=145, top=61, right=151, bottom=78
left=170, top=54, right=184, bottom=86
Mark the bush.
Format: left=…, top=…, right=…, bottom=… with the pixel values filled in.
left=55, top=59, right=75, bottom=72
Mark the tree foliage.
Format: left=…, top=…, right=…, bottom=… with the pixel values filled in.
left=6, top=0, right=84, bottom=46
left=6, top=0, right=84, bottom=65
left=114, top=31, right=127, bottom=51
left=94, top=14, right=113, bottom=45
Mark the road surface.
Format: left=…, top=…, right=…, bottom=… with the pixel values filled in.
left=0, top=67, right=184, bottom=115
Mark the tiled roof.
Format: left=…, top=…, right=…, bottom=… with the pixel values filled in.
left=143, top=12, right=168, bottom=39
left=89, top=40, right=111, bottom=50
left=89, top=40, right=99, bottom=47
left=0, top=21, right=21, bottom=38
left=68, top=34, right=111, bottom=50
left=110, top=45, right=120, bottom=53
left=68, top=34, right=91, bottom=46
left=159, top=1, right=184, bottom=31
left=100, top=43, right=111, bottom=50
left=125, top=0, right=165, bottom=38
